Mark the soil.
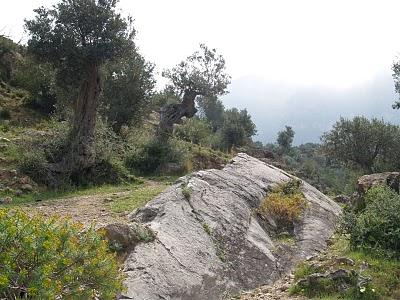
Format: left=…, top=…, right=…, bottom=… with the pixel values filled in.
left=21, top=191, right=131, bottom=228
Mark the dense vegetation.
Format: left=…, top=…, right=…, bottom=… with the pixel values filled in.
left=1, top=0, right=400, bottom=298
left=0, top=209, right=123, bottom=299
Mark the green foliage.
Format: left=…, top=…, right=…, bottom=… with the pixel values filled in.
left=0, top=35, right=19, bottom=81
left=203, top=223, right=212, bottom=235
left=162, top=44, right=231, bottom=98
left=342, top=185, right=400, bottom=256
left=0, top=108, right=11, bottom=120
left=181, top=184, right=192, bottom=200
left=130, top=223, right=156, bottom=243
left=174, top=117, right=213, bottom=145
left=18, top=118, right=131, bottom=187
left=197, top=95, right=225, bottom=131
left=219, top=108, right=257, bottom=150
left=25, top=0, right=134, bottom=88
left=268, top=142, right=362, bottom=195
left=101, top=47, right=155, bottom=132
left=321, top=116, right=400, bottom=172
left=392, top=60, right=400, bottom=109
left=125, top=139, right=170, bottom=175
left=0, top=209, right=124, bottom=299
left=11, top=56, right=57, bottom=114
left=277, top=125, right=295, bottom=154
left=290, top=235, right=400, bottom=299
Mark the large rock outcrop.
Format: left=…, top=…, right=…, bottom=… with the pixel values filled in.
left=122, top=154, right=341, bottom=300
left=357, top=172, right=400, bottom=195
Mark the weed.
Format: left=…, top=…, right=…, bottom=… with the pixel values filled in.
left=181, top=185, right=192, bottom=200
left=203, top=223, right=212, bottom=235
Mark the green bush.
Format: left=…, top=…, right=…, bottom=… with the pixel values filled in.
left=174, top=117, right=213, bottom=145
left=11, top=57, right=57, bottom=114
left=342, top=185, right=400, bottom=256
left=18, top=118, right=132, bottom=187
left=125, top=139, right=171, bottom=174
left=125, top=138, right=188, bottom=175
left=0, top=108, right=11, bottom=120
left=0, top=209, right=124, bottom=299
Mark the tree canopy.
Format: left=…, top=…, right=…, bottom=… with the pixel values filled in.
left=277, top=126, right=295, bottom=154
left=25, top=0, right=135, bottom=174
left=321, top=116, right=399, bottom=172
left=101, top=47, right=155, bottom=132
left=159, top=44, right=231, bottom=133
left=162, top=44, right=231, bottom=98
left=220, top=108, right=257, bottom=150
left=25, top=0, right=134, bottom=87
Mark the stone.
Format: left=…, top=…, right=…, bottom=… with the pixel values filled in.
left=102, top=223, right=140, bottom=251
left=20, top=184, right=33, bottom=192
left=357, top=172, right=400, bottom=195
left=0, top=196, right=12, bottom=204
left=14, top=189, right=23, bottom=196
left=123, top=154, right=341, bottom=299
left=333, top=194, right=350, bottom=204
left=335, top=257, right=355, bottom=266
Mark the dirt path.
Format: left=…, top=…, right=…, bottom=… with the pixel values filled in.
left=22, top=191, right=130, bottom=227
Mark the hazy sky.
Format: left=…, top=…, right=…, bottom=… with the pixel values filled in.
left=2, top=0, right=400, bottom=142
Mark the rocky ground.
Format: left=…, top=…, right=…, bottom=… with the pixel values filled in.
left=122, top=154, right=341, bottom=299
left=233, top=275, right=306, bottom=300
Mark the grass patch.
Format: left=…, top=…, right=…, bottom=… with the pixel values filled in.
left=290, top=235, right=400, bottom=299
left=1, top=182, right=144, bottom=207
left=109, top=184, right=167, bottom=213
left=273, top=231, right=296, bottom=246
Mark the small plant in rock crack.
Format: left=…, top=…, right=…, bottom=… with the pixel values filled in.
left=203, top=223, right=212, bottom=235
left=258, top=178, right=307, bottom=234
left=181, top=184, right=192, bottom=200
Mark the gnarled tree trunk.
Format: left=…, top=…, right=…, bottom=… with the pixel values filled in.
left=159, top=90, right=198, bottom=135
left=63, top=63, right=101, bottom=172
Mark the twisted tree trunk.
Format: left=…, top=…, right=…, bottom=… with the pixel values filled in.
left=159, top=90, right=198, bottom=135
left=63, top=63, right=101, bottom=172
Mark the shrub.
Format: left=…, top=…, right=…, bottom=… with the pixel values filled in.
left=0, top=209, right=124, bottom=299
left=174, top=117, right=213, bottom=145
left=345, top=185, right=400, bottom=256
left=11, top=57, right=57, bottom=114
left=0, top=108, right=11, bottom=120
left=18, top=118, right=131, bottom=187
left=258, top=179, right=307, bottom=233
left=125, top=138, right=189, bottom=175
left=125, top=139, right=172, bottom=174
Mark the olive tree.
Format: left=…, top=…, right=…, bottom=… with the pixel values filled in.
left=321, top=116, right=399, bottom=172
left=220, top=108, right=256, bottom=150
left=25, top=0, right=134, bottom=172
left=277, top=126, right=295, bottom=154
left=101, top=47, right=155, bottom=132
left=159, top=44, right=231, bottom=134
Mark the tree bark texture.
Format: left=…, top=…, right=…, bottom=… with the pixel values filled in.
left=63, top=63, right=101, bottom=172
left=159, top=90, right=198, bottom=135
